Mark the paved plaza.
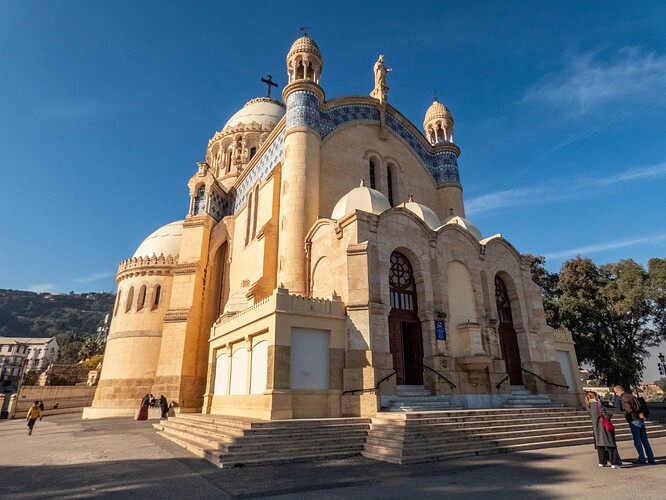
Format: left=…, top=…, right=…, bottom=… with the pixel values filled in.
left=1, top=413, right=666, bottom=499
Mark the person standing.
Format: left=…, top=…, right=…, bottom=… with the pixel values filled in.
left=613, top=385, right=655, bottom=464
left=585, top=391, right=622, bottom=468
left=38, top=400, right=44, bottom=421
left=159, top=395, right=168, bottom=420
left=26, top=401, right=42, bottom=436
left=136, top=394, right=149, bottom=421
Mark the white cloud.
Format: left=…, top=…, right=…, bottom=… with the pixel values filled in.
left=543, top=233, right=666, bottom=261
left=523, top=47, right=666, bottom=112
left=466, top=161, right=666, bottom=216
left=74, top=271, right=115, bottom=283
left=28, top=283, right=57, bottom=293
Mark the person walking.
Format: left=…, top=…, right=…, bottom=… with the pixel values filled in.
left=38, top=400, right=44, bottom=421
left=613, top=385, right=655, bottom=464
left=159, top=395, right=168, bottom=420
left=585, top=391, right=622, bottom=468
left=26, top=400, right=42, bottom=436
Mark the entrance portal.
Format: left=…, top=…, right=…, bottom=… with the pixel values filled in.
left=388, top=251, right=423, bottom=385
left=495, top=275, right=522, bottom=384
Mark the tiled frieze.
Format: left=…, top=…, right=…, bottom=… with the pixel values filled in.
left=286, top=91, right=321, bottom=131
left=232, top=130, right=285, bottom=213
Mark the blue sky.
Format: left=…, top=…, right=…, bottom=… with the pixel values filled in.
left=2, top=3, right=666, bottom=374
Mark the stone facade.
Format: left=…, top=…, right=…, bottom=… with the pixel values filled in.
left=85, top=35, right=583, bottom=419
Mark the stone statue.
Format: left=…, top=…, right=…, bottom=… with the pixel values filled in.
left=371, top=55, right=391, bottom=104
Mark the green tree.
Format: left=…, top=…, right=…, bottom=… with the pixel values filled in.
left=525, top=254, right=561, bottom=328
left=557, top=257, right=666, bottom=387
left=78, top=337, right=104, bottom=361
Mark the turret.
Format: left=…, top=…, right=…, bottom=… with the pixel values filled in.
left=278, top=35, right=325, bottom=294
left=424, top=98, right=465, bottom=218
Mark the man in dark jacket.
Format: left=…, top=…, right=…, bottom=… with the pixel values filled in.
left=613, top=385, right=655, bottom=464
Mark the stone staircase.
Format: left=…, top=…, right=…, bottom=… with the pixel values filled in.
left=362, top=407, right=666, bottom=464
left=381, top=385, right=463, bottom=412
left=153, top=413, right=371, bottom=468
left=503, top=385, right=565, bottom=408
left=155, top=408, right=666, bottom=468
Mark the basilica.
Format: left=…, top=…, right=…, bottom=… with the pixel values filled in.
left=84, top=35, right=582, bottom=420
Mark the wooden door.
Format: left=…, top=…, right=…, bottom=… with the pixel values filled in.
left=495, top=276, right=523, bottom=384
left=389, top=251, right=423, bottom=385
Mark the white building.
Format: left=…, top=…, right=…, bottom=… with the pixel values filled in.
left=0, top=337, right=59, bottom=388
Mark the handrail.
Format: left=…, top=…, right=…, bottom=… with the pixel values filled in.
left=520, top=367, right=569, bottom=389
left=341, top=370, right=396, bottom=395
left=496, top=373, right=510, bottom=390
left=423, top=364, right=456, bottom=389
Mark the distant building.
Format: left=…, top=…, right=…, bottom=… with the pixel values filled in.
left=0, top=337, right=59, bottom=389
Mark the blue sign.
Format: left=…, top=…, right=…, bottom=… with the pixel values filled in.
left=435, top=320, right=446, bottom=341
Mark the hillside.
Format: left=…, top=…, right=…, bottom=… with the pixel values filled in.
left=0, top=289, right=115, bottom=339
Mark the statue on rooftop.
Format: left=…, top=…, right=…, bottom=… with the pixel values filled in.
left=371, top=55, right=391, bottom=104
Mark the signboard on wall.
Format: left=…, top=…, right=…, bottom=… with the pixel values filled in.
left=435, top=320, right=446, bottom=341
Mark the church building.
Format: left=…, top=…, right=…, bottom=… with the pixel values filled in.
left=84, top=35, right=583, bottom=420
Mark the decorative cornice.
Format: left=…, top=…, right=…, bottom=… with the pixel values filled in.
left=174, top=263, right=198, bottom=276
left=164, top=308, right=190, bottom=323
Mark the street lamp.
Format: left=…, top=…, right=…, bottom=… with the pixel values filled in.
left=658, top=353, right=666, bottom=377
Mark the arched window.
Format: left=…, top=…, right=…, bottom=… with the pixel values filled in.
left=193, top=185, right=206, bottom=215
left=114, top=290, right=122, bottom=316
left=249, top=147, right=257, bottom=159
left=389, top=251, right=416, bottom=312
left=125, top=287, right=134, bottom=313
left=495, top=276, right=514, bottom=326
left=245, top=191, right=253, bottom=246
left=137, top=285, right=146, bottom=311
left=226, top=150, right=232, bottom=173
left=152, top=285, right=161, bottom=310
left=251, top=185, right=259, bottom=239
left=369, top=160, right=376, bottom=189
left=387, top=165, right=394, bottom=206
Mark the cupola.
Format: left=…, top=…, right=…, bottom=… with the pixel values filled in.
left=397, top=195, right=441, bottom=230
left=331, top=180, right=391, bottom=220
left=440, top=210, right=483, bottom=240
left=424, top=98, right=454, bottom=144
left=286, top=35, right=323, bottom=84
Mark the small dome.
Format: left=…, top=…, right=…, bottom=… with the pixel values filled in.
left=397, top=196, right=441, bottom=230
left=133, top=221, right=183, bottom=258
left=423, top=99, right=452, bottom=129
left=331, top=181, right=391, bottom=220
left=440, top=214, right=483, bottom=240
left=223, top=97, right=286, bottom=130
left=287, top=35, right=322, bottom=63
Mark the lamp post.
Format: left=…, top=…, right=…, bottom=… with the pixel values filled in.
left=658, top=353, right=666, bottom=377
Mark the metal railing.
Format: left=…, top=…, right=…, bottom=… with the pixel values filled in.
left=521, top=367, right=569, bottom=389
left=423, top=365, right=456, bottom=390
left=341, top=370, right=396, bottom=395
left=496, top=373, right=510, bottom=390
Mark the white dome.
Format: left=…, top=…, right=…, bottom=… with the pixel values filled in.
left=331, top=181, right=391, bottom=220
left=440, top=214, right=483, bottom=240
left=223, top=97, right=286, bottom=130
left=132, top=220, right=183, bottom=258
left=397, top=196, right=441, bottom=230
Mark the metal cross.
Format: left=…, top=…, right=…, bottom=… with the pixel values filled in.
left=299, top=26, right=309, bottom=37
left=261, top=75, right=278, bottom=98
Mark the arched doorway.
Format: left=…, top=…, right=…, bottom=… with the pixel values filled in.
left=495, top=275, right=522, bottom=384
left=388, top=251, right=423, bottom=385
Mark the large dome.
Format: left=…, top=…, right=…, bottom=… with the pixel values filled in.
left=331, top=181, right=391, bottom=220
left=223, top=97, right=286, bottom=130
left=132, top=220, right=183, bottom=258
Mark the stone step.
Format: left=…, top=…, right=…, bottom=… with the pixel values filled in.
left=371, top=412, right=589, bottom=426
